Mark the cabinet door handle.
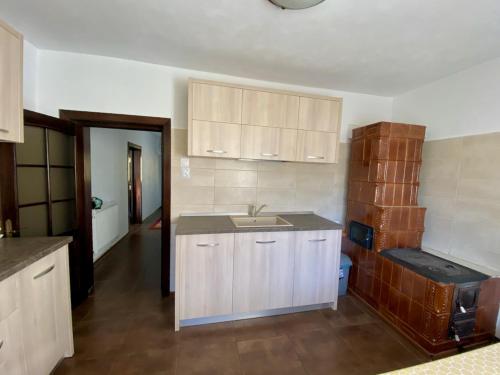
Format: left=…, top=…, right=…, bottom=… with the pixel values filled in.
left=0, top=128, right=9, bottom=133
left=256, top=240, right=276, bottom=244
left=309, top=238, right=327, bottom=242
left=261, top=153, right=278, bottom=157
left=196, top=243, right=219, bottom=247
left=307, top=155, right=325, bottom=160
left=206, top=149, right=227, bottom=154
left=33, top=264, right=55, bottom=280
left=0, top=339, right=3, bottom=350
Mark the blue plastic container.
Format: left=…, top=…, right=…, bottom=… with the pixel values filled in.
left=338, top=253, right=352, bottom=296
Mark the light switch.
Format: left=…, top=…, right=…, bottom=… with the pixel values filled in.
left=180, top=157, right=191, bottom=178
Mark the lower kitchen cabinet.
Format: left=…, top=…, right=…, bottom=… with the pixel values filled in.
left=20, top=247, right=74, bottom=375
left=175, top=227, right=342, bottom=330
left=293, top=230, right=341, bottom=306
left=176, top=233, right=234, bottom=323
left=233, top=232, right=294, bottom=313
left=0, top=275, right=26, bottom=375
left=0, top=244, right=73, bottom=375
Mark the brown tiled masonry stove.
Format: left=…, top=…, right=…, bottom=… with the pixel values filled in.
left=343, top=122, right=499, bottom=356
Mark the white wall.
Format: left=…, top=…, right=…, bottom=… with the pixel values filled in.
left=23, top=40, right=38, bottom=110
left=35, top=50, right=393, bottom=141
left=393, top=56, right=500, bottom=140
left=90, top=128, right=162, bottom=240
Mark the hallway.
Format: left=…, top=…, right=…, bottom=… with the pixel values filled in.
left=55, top=213, right=427, bottom=375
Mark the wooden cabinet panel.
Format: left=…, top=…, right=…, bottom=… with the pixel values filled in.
left=0, top=274, right=19, bottom=322
left=192, top=83, right=242, bottom=123
left=177, top=234, right=234, bottom=321
left=242, top=90, right=299, bottom=128
left=241, top=125, right=297, bottom=161
left=190, top=120, right=241, bottom=158
left=233, top=232, right=294, bottom=313
left=293, top=230, right=341, bottom=306
left=0, top=19, right=23, bottom=143
left=20, top=246, right=73, bottom=375
left=0, top=310, right=27, bottom=375
left=0, top=274, right=26, bottom=375
left=298, top=97, right=340, bottom=133
left=296, top=130, right=337, bottom=163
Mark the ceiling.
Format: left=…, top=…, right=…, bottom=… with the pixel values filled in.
left=1, top=0, right=500, bottom=96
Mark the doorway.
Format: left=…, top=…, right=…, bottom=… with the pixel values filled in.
left=127, top=142, right=142, bottom=225
left=60, top=110, right=171, bottom=297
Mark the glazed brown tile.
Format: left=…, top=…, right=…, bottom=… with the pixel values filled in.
left=391, top=263, right=403, bottom=291
left=401, top=268, right=415, bottom=296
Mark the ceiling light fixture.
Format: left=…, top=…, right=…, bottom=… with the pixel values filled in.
left=268, top=0, right=326, bottom=10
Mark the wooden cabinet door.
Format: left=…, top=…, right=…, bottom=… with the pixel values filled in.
left=233, top=232, right=295, bottom=313
left=0, top=19, right=23, bottom=143
left=296, top=130, right=337, bottom=163
left=293, top=230, right=341, bottom=307
left=241, top=125, right=297, bottom=161
left=298, top=97, right=340, bottom=133
left=242, top=90, right=299, bottom=128
left=20, top=247, right=73, bottom=375
left=0, top=310, right=27, bottom=375
left=191, top=82, right=242, bottom=123
left=177, top=233, right=234, bottom=320
left=0, top=275, right=26, bottom=375
left=190, top=120, right=241, bottom=158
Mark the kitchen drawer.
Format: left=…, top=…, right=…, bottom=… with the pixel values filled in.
left=0, top=274, right=19, bottom=322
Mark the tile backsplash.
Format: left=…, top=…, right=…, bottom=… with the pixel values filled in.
left=419, top=132, right=500, bottom=273
left=171, top=129, right=349, bottom=224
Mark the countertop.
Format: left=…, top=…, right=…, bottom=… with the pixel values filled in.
left=175, top=213, right=343, bottom=236
left=380, top=248, right=489, bottom=284
left=0, top=236, right=73, bottom=282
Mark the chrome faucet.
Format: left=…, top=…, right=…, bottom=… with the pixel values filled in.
left=248, top=204, right=267, bottom=217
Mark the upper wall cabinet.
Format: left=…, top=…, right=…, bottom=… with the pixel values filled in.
left=191, top=82, right=242, bottom=124
left=188, top=79, right=342, bottom=163
left=242, top=90, right=299, bottom=129
left=298, top=97, right=340, bottom=133
left=0, top=19, right=23, bottom=143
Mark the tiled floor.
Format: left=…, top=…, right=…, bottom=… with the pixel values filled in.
left=55, top=214, right=428, bottom=374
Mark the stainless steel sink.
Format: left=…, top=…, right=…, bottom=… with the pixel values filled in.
left=230, top=215, right=293, bottom=228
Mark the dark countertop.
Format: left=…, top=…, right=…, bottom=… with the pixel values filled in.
left=380, top=248, right=489, bottom=284
left=0, top=236, right=73, bottom=283
left=175, top=213, right=343, bottom=236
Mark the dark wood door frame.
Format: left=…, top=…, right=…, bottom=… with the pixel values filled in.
left=60, top=110, right=171, bottom=296
left=127, top=142, right=142, bottom=225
